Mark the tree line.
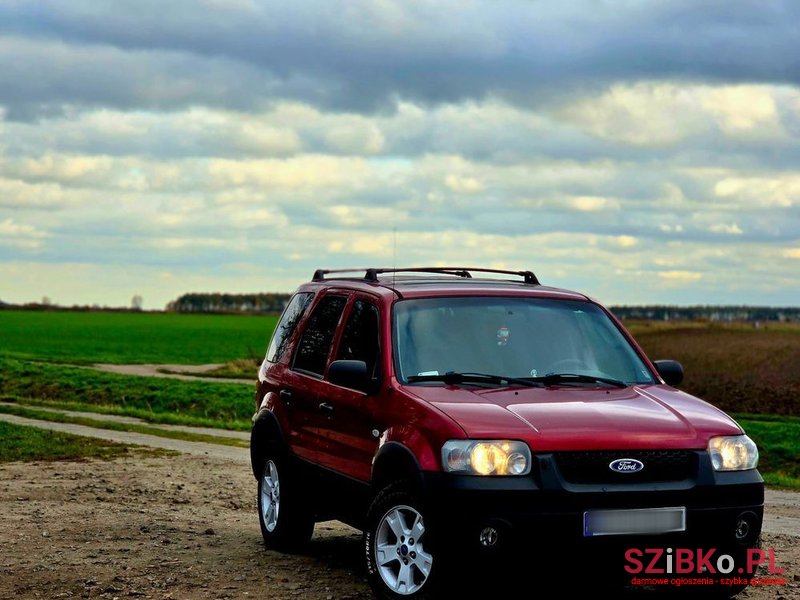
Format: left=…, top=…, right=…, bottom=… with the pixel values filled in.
left=2, top=295, right=799, bottom=321
left=165, top=293, right=291, bottom=314
left=610, top=305, right=800, bottom=323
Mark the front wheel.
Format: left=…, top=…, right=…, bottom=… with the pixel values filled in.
left=257, top=454, right=314, bottom=551
left=365, top=484, right=440, bottom=599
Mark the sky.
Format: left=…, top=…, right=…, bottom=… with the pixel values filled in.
left=1, top=0, right=799, bottom=309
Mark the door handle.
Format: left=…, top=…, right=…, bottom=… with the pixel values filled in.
left=318, top=402, right=334, bottom=415
left=279, top=389, right=293, bottom=407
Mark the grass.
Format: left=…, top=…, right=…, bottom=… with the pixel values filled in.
left=0, top=357, right=254, bottom=430
left=0, top=420, right=167, bottom=463
left=2, top=403, right=795, bottom=488
left=736, top=414, right=800, bottom=489
left=0, top=311, right=796, bottom=488
left=0, top=403, right=248, bottom=448
left=156, top=358, right=258, bottom=380
left=0, top=309, right=277, bottom=364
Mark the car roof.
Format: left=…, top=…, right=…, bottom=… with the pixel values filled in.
left=298, top=268, right=590, bottom=302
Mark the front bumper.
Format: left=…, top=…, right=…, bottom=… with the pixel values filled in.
left=422, top=451, right=764, bottom=560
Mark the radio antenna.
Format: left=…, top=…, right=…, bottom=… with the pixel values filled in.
left=392, top=227, right=397, bottom=290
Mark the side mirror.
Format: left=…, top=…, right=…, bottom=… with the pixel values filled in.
left=328, top=360, right=370, bottom=392
left=653, top=360, right=684, bottom=386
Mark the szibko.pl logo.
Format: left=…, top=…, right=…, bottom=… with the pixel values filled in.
left=625, top=547, right=784, bottom=577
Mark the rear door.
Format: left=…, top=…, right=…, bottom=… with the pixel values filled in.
left=285, top=292, right=349, bottom=463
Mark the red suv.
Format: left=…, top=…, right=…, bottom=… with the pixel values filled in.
left=250, top=268, right=763, bottom=598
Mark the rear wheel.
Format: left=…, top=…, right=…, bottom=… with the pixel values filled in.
left=257, top=454, right=314, bottom=551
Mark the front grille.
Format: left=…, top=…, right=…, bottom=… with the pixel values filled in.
left=553, top=450, right=698, bottom=484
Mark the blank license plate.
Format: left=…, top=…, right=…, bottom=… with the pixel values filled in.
left=583, top=507, right=686, bottom=537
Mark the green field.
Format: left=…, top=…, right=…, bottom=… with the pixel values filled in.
left=736, top=414, right=800, bottom=488
left=0, top=310, right=264, bottom=429
left=0, top=310, right=277, bottom=364
left=0, top=309, right=798, bottom=487
left=0, top=356, right=254, bottom=429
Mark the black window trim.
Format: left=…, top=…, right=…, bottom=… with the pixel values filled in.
left=265, top=291, right=315, bottom=364
left=290, top=290, right=351, bottom=379
left=329, top=293, right=383, bottom=390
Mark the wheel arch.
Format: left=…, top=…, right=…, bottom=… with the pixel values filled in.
left=371, top=441, right=425, bottom=494
left=250, top=408, right=285, bottom=480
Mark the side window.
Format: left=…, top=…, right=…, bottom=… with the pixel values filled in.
left=293, top=295, right=347, bottom=376
left=266, top=292, right=314, bottom=363
left=336, top=300, right=380, bottom=378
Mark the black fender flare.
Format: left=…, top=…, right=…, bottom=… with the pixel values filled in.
left=250, top=409, right=286, bottom=480
left=371, top=441, right=424, bottom=494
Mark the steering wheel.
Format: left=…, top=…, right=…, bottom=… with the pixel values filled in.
left=544, top=358, right=593, bottom=374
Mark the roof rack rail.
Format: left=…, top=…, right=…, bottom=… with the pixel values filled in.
left=312, top=267, right=540, bottom=285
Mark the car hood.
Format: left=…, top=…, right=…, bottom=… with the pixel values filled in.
left=403, top=384, right=744, bottom=451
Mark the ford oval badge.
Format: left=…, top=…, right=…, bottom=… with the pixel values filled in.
left=609, top=458, right=644, bottom=473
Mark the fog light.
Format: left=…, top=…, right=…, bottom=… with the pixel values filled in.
left=734, top=512, right=759, bottom=544
left=736, top=519, right=749, bottom=541
left=479, top=526, right=499, bottom=547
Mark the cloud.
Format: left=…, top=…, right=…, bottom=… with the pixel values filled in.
left=444, top=174, right=484, bottom=194
left=657, top=270, right=703, bottom=282
left=2, top=2, right=800, bottom=118
left=0, top=218, right=48, bottom=249
left=562, top=82, right=796, bottom=147
left=325, top=205, right=408, bottom=227
left=562, top=83, right=708, bottom=146
left=613, top=235, right=638, bottom=248
left=0, top=2, right=799, bottom=307
left=708, top=223, right=744, bottom=235
left=700, top=86, right=780, bottom=134
left=566, top=196, right=620, bottom=212
left=714, top=174, right=800, bottom=207
left=207, top=155, right=374, bottom=194
left=0, top=178, right=69, bottom=209
left=324, top=122, right=385, bottom=155
left=21, top=153, right=114, bottom=181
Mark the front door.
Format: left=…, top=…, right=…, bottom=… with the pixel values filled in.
left=316, top=296, right=382, bottom=481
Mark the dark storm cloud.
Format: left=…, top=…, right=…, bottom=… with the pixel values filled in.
left=1, top=0, right=799, bottom=117
left=0, top=35, right=291, bottom=120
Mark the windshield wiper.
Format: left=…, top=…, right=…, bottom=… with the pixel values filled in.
left=407, top=371, right=542, bottom=388
left=528, top=373, right=628, bottom=388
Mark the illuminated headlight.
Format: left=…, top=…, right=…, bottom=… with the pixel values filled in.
left=442, top=440, right=531, bottom=476
left=708, top=435, right=759, bottom=471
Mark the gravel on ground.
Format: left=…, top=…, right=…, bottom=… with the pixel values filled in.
left=0, top=411, right=797, bottom=600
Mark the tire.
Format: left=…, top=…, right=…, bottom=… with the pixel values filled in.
left=364, top=483, right=441, bottom=599
left=257, top=452, right=314, bottom=552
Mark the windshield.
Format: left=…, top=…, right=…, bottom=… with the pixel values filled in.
left=393, top=297, right=655, bottom=386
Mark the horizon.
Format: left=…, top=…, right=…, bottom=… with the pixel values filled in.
left=2, top=2, right=799, bottom=309
left=4, top=295, right=800, bottom=314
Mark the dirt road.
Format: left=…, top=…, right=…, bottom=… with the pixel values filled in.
left=0, top=455, right=370, bottom=600
left=0, top=413, right=797, bottom=599
left=91, top=364, right=254, bottom=385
